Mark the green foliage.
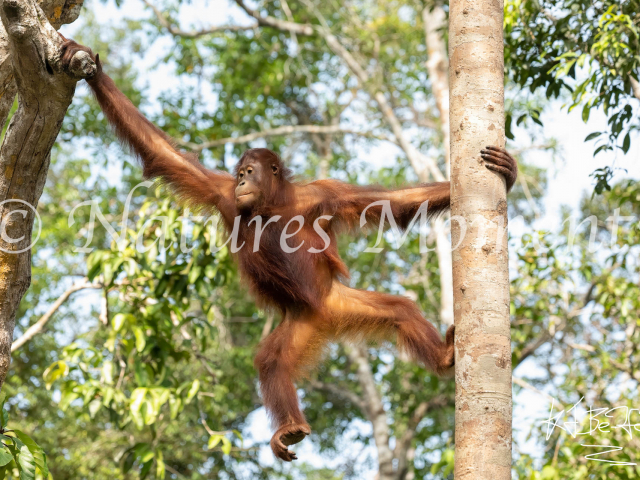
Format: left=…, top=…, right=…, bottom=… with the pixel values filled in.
left=8, top=0, right=640, bottom=478
left=511, top=180, right=640, bottom=478
left=505, top=0, right=639, bottom=183
left=0, top=393, right=50, bottom=480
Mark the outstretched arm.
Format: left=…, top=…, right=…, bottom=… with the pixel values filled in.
left=297, top=147, right=517, bottom=230
left=298, top=180, right=450, bottom=231
left=60, top=39, right=236, bottom=223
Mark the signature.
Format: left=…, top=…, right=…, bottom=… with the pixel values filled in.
left=542, top=397, right=639, bottom=466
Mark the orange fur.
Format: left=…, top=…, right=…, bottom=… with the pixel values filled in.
left=60, top=39, right=469, bottom=462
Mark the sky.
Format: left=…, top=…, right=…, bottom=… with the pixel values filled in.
left=59, top=0, right=640, bottom=475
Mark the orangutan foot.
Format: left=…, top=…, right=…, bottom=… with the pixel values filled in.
left=270, top=423, right=311, bottom=461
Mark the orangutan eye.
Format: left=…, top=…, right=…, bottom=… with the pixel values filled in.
left=247, top=167, right=253, bottom=174
left=271, top=165, right=278, bottom=175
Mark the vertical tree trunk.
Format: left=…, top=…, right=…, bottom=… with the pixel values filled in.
left=422, top=4, right=454, bottom=328
left=449, top=0, right=512, bottom=478
left=0, top=0, right=94, bottom=389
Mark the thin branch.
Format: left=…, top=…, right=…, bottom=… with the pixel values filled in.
left=279, top=0, right=299, bottom=54
left=260, top=314, right=275, bottom=341
left=175, top=124, right=397, bottom=151
left=518, top=173, right=542, bottom=220
left=565, top=341, right=595, bottom=353
left=610, top=358, right=640, bottom=382
left=99, top=282, right=109, bottom=326
left=308, top=379, right=366, bottom=411
left=515, top=282, right=596, bottom=366
left=347, top=345, right=395, bottom=478
left=299, top=0, right=445, bottom=182
left=517, top=330, right=554, bottom=365
left=11, top=279, right=102, bottom=352
left=299, top=0, right=369, bottom=82
left=142, top=0, right=256, bottom=37
left=234, top=0, right=314, bottom=36
left=164, top=465, right=187, bottom=478
left=395, top=394, right=452, bottom=471
left=230, top=0, right=445, bottom=182
left=630, top=76, right=640, bottom=101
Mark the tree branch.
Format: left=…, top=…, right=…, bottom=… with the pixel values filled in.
left=0, top=0, right=95, bottom=387
left=347, top=345, right=395, bottom=480
left=515, top=282, right=596, bottom=366
left=299, top=0, right=446, bottom=183
left=630, top=76, right=640, bottom=102
left=175, top=124, right=397, bottom=151
left=11, top=279, right=101, bottom=352
left=234, top=0, right=314, bottom=36
left=421, top=4, right=454, bottom=328
left=231, top=0, right=445, bottom=183
left=307, top=378, right=366, bottom=411
left=395, top=394, right=452, bottom=477
left=142, top=0, right=256, bottom=38
left=422, top=5, right=450, bottom=175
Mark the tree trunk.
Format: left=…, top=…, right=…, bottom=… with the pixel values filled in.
left=348, top=345, right=395, bottom=480
left=422, top=4, right=454, bottom=328
left=0, top=0, right=94, bottom=389
left=449, top=0, right=512, bottom=478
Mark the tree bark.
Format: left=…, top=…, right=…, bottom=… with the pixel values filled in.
left=0, top=0, right=94, bottom=388
left=449, top=0, right=512, bottom=478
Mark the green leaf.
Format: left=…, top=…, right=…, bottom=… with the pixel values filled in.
left=130, top=388, right=147, bottom=429
left=134, top=443, right=154, bottom=464
left=169, top=396, right=182, bottom=420
left=112, top=313, right=126, bottom=332
left=0, top=393, right=8, bottom=429
left=132, top=326, right=146, bottom=352
left=221, top=437, right=232, bottom=455
left=18, top=445, right=35, bottom=480
left=140, top=459, right=153, bottom=479
left=207, top=435, right=222, bottom=450
left=582, top=103, right=591, bottom=123
left=133, top=359, right=149, bottom=387
left=186, top=379, right=200, bottom=404
left=112, top=313, right=134, bottom=332
left=188, top=264, right=202, bottom=283
left=0, top=447, right=13, bottom=467
left=89, top=399, right=102, bottom=418
left=121, top=448, right=135, bottom=474
left=232, top=429, right=244, bottom=446
left=42, top=361, right=68, bottom=390
left=14, top=430, right=48, bottom=478
left=156, top=449, right=165, bottom=479
left=622, top=132, right=631, bottom=153
left=86, top=251, right=105, bottom=281
left=59, top=390, right=79, bottom=411
left=584, top=131, right=602, bottom=141
left=593, top=144, right=608, bottom=157
left=101, top=360, right=115, bottom=384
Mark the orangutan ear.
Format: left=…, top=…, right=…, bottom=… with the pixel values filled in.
left=271, top=165, right=279, bottom=176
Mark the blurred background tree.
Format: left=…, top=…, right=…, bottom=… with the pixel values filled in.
left=4, top=0, right=640, bottom=479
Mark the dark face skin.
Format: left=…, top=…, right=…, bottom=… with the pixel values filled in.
left=235, top=160, right=279, bottom=211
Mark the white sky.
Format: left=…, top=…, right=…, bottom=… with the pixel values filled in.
left=59, top=0, right=640, bottom=476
